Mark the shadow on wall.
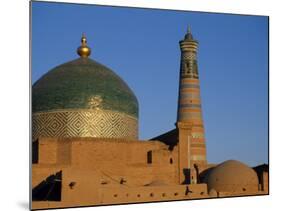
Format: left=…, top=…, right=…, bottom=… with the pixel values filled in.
left=32, top=171, right=62, bottom=201
left=199, top=167, right=215, bottom=183
left=32, top=139, right=39, bottom=164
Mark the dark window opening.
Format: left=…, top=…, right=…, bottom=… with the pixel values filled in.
left=170, top=158, right=173, bottom=164
left=147, top=151, right=152, bottom=164
left=32, top=171, right=62, bottom=201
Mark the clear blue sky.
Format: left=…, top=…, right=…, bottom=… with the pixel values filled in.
left=31, top=2, right=268, bottom=167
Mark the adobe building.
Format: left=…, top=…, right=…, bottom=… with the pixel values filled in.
left=31, top=28, right=268, bottom=210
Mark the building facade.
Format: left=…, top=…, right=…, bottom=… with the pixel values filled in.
left=31, top=29, right=268, bottom=210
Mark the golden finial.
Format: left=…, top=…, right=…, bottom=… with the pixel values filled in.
left=77, top=33, right=91, bottom=57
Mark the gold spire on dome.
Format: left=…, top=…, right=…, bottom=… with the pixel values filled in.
left=77, top=33, right=91, bottom=57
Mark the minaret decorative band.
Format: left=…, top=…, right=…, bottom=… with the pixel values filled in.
left=177, top=28, right=202, bottom=123
left=177, top=27, right=207, bottom=165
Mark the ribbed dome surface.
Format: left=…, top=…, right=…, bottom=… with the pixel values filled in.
left=32, top=57, right=138, bottom=118
left=206, top=160, right=258, bottom=192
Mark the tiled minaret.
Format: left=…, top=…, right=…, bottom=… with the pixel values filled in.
left=177, top=26, right=207, bottom=184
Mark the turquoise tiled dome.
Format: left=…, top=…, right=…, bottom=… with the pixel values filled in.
left=32, top=57, right=138, bottom=118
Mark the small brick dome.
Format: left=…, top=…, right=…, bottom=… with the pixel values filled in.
left=205, top=160, right=259, bottom=193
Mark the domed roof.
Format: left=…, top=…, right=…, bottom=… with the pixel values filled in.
left=32, top=57, right=138, bottom=118
left=32, top=34, right=138, bottom=140
left=205, top=160, right=258, bottom=192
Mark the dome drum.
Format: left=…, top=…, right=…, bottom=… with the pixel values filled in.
left=32, top=109, right=138, bottom=140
